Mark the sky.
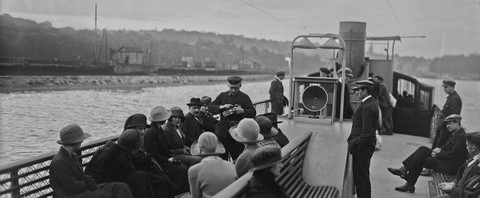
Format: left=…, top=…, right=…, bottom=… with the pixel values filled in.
left=0, top=0, right=479, bottom=58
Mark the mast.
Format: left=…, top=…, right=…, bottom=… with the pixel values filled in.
left=94, top=3, right=97, bottom=64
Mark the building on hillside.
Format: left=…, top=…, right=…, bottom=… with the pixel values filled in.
left=116, top=46, right=144, bottom=65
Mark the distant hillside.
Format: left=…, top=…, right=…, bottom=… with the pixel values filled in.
left=0, top=14, right=478, bottom=78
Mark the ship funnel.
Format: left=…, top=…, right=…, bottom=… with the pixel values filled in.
left=339, top=21, right=366, bottom=78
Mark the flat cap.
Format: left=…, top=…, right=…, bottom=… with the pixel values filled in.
left=442, top=80, right=456, bottom=87
left=227, top=76, right=242, bottom=86
left=276, top=71, right=285, bottom=76
left=352, top=80, right=374, bottom=90
left=444, top=114, right=462, bottom=123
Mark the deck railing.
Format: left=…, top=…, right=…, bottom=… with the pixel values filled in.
left=0, top=100, right=272, bottom=198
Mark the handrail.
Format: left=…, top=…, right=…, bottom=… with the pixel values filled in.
left=213, top=131, right=313, bottom=198
left=252, top=99, right=271, bottom=115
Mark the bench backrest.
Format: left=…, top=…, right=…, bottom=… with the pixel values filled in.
left=213, top=131, right=313, bottom=198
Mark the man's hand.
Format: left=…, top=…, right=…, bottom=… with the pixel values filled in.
left=438, top=182, right=455, bottom=192
left=233, top=106, right=244, bottom=114
left=432, top=147, right=442, bottom=157
left=221, top=104, right=233, bottom=110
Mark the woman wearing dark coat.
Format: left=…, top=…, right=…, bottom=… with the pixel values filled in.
left=144, top=106, right=190, bottom=195
left=245, top=146, right=289, bottom=198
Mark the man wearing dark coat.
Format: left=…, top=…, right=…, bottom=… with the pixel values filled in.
left=347, top=80, right=379, bottom=198
left=433, top=80, right=463, bottom=149
left=388, top=114, right=468, bottom=194
left=144, top=106, right=190, bottom=195
left=85, top=129, right=173, bottom=198
left=269, top=71, right=286, bottom=115
left=375, top=75, right=393, bottom=135
left=182, top=98, right=209, bottom=144
left=49, top=124, right=133, bottom=198
left=208, top=76, right=256, bottom=161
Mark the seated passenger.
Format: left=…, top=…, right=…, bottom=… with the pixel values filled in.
left=183, top=98, right=208, bottom=145
left=144, top=106, right=190, bottom=195
left=188, top=132, right=237, bottom=198
left=85, top=129, right=173, bottom=198
left=49, top=124, right=133, bottom=198
left=123, top=113, right=155, bottom=173
left=231, top=118, right=264, bottom=177
left=245, top=146, right=288, bottom=198
left=439, top=131, right=480, bottom=198
left=199, top=96, right=219, bottom=132
left=257, top=113, right=289, bottom=147
left=388, top=114, right=468, bottom=193
left=162, top=106, right=201, bottom=166
left=255, top=116, right=280, bottom=148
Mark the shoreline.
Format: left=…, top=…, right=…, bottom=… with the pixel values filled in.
left=0, top=74, right=272, bottom=93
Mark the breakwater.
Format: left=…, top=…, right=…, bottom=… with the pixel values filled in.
left=0, top=74, right=271, bottom=92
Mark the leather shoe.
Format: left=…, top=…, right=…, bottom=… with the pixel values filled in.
left=388, top=167, right=407, bottom=179
left=395, top=183, right=415, bottom=193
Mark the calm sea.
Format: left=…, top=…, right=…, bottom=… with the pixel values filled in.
left=0, top=78, right=479, bottom=166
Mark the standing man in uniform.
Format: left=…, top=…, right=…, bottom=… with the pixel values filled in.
left=347, top=80, right=379, bottom=198
left=208, top=76, right=256, bottom=161
left=433, top=80, right=463, bottom=148
left=269, top=71, right=286, bottom=115
left=375, top=75, right=393, bottom=135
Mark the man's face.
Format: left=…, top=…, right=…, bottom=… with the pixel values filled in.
left=446, top=121, right=460, bottom=132
left=189, top=105, right=201, bottom=116
left=355, top=88, right=368, bottom=100
left=171, top=116, right=182, bottom=125
left=278, top=75, right=285, bottom=80
left=443, top=85, right=454, bottom=94
left=228, top=84, right=241, bottom=95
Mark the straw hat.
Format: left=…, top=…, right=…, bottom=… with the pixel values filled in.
left=229, top=118, right=263, bottom=143
left=254, top=116, right=278, bottom=138
left=190, top=132, right=226, bottom=156
left=149, top=106, right=171, bottom=122
left=251, top=146, right=283, bottom=171
left=57, top=124, right=91, bottom=145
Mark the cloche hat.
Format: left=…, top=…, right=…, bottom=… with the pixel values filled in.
left=251, top=146, right=283, bottom=171
left=149, top=106, right=171, bottom=122
left=254, top=116, right=278, bottom=138
left=229, top=118, right=263, bottom=143
left=190, top=132, right=226, bottom=156
left=57, top=124, right=91, bottom=145
left=124, top=113, right=148, bottom=130
left=117, top=129, right=140, bottom=151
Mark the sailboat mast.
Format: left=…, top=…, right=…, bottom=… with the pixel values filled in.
left=94, top=3, right=97, bottom=64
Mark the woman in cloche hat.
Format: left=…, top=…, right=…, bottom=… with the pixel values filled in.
left=245, top=146, right=289, bottom=198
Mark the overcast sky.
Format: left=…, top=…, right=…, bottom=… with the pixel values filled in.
left=1, top=0, right=479, bottom=58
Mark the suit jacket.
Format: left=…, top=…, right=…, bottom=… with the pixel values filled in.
left=162, top=121, right=190, bottom=154
left=49, top=147, right=109, bottom=198
left=435, top=128, right=468, bottom=174
left=442, top=91, right=462, bottom=118
left=182, top=113, right=204, bottom=144
left=208, top=91, right=256, bottom=137
left=449, top=160, right=480, bottom=197
left=348, top=96, right=379, bottom=148
left=145, top=124, right=172, bottom=164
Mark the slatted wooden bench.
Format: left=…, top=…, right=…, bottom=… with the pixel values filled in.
left=426, top=171, right=456, bottom=198
left=213, top=131, right=339, bottom=198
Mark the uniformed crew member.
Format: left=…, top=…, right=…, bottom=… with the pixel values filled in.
left=269, top=71, right=286, bottom=115
left=208, top=76, right=256, bottom=160
left=347, top=80, right=379, bottom=198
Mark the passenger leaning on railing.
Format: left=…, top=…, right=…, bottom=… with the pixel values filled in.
left=85, top=129, right=173, bottom=198
left=49, top=124, right=133, bottom=198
